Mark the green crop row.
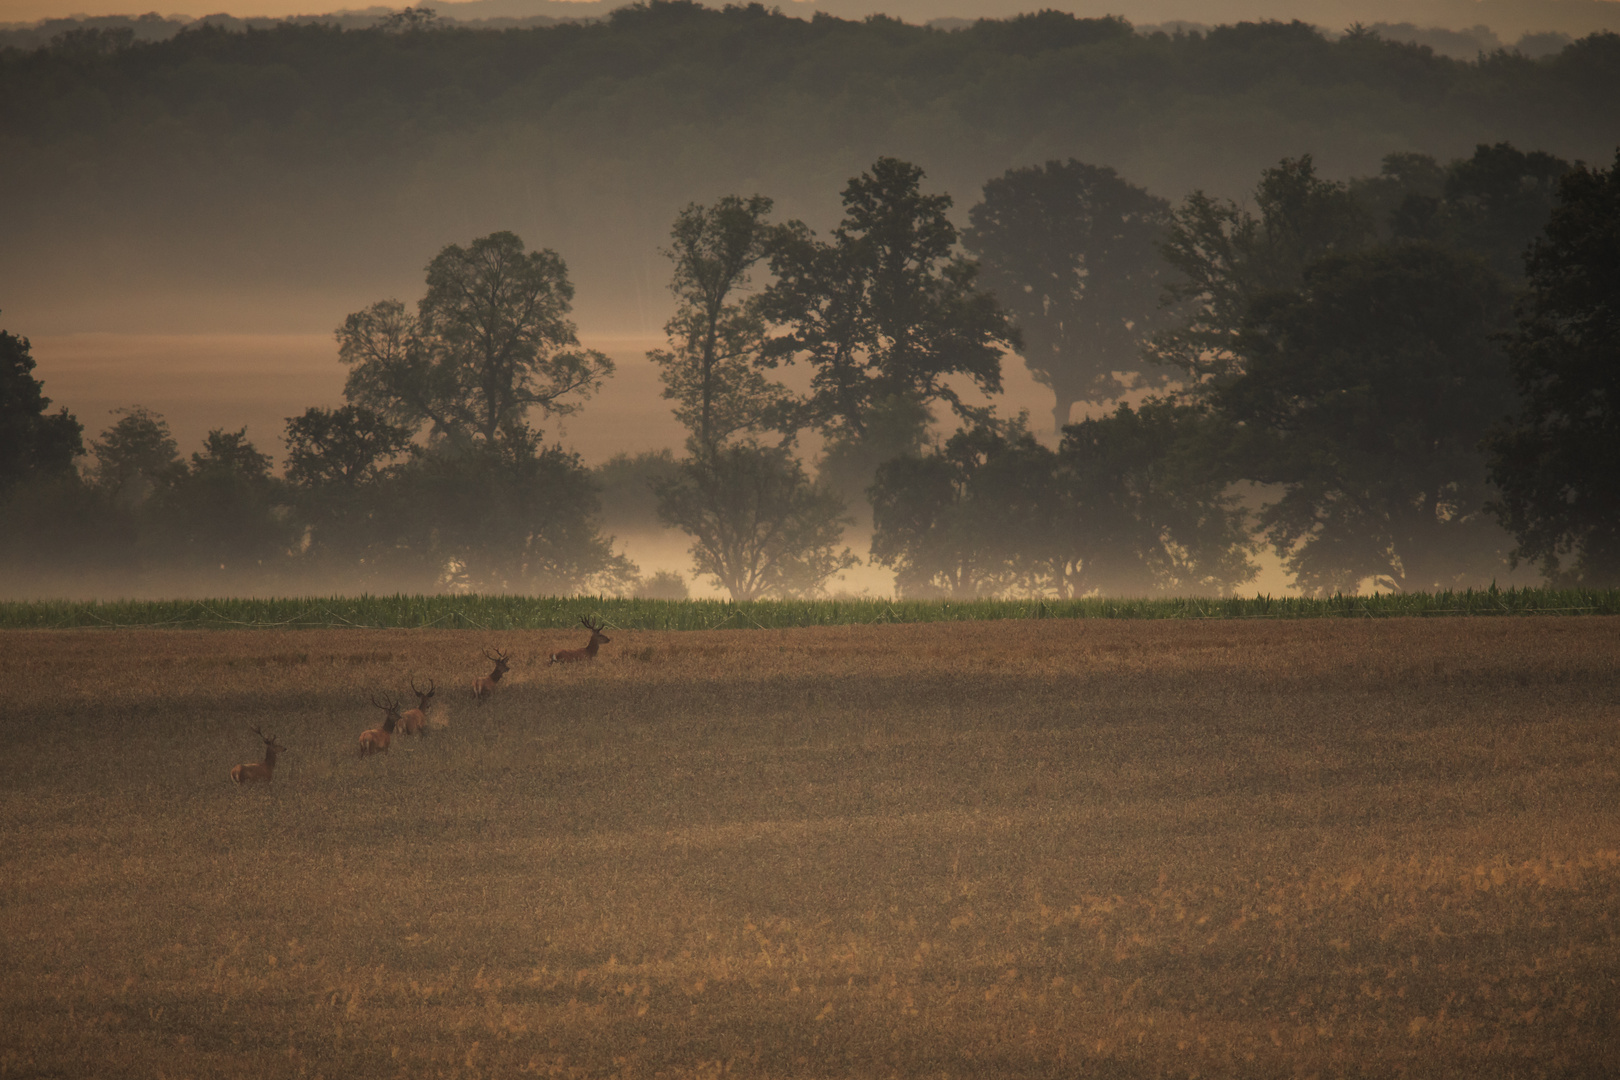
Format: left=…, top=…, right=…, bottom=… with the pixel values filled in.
left=1, top=586, right=1617, bottom=630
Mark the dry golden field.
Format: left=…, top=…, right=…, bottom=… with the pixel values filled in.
left=2, top=618, right=1618, bottom=1079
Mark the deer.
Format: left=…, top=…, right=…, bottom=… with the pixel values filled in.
left=231, top=725, right=287, bottom=784
left=550, top=616, right=612, bottom=664
left=399, top=676, right=435, bottom=736
left=472, top=648, right=510, bottom=701
left=359, top=693, right=401, bottom=756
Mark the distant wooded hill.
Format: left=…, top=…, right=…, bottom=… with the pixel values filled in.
left=2, top=1, right=1617, bottom=331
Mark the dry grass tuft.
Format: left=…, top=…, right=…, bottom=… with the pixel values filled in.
left=2, top=619, right=1617, bottom=1077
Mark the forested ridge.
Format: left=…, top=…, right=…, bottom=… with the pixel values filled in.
left=3, top=1, right=1618, bottom=325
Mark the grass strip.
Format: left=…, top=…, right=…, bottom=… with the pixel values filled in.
left=1, top=585, right=1617, bottom=630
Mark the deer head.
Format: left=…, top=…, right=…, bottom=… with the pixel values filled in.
left=369, top=693, right=402, bottom=732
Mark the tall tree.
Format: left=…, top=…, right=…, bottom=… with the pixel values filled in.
left=337, top=231, right=614, bottom=448
left=1218, top=242, right=1516, bottom=594
left=649, top=195, right=856, bottom=600
left=1150, top=156, right=1371, bottom=387
left=1487, top=149, right=1620, bottom=586
left=760, top=157, right=1019, bottom=489
left=647, top=195, right=792, bottom=456
left=1, top=321, right=83, bottom=492
left=964, top=160, right=1173, bottom=433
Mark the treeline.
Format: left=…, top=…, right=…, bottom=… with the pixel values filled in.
left=2, top=3, right=1618, bottom=322
left=4, top=143, right=1617, bottom=599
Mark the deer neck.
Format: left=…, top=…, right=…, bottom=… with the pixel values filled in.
left=263, top=744, right=277, bottom=771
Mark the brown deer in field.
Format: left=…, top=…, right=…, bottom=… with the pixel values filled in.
left=359, top=694, right=401, bottom=756
left=472, top=649, right=510, bottom=701
left=550, top=616, right=612, bottom=663
left=231, top=725, right=286, bottom=784
left=400, top=676, right=435, bottom=736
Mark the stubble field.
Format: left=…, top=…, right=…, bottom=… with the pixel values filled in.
left=1, top=618, right=1618, bottom=1078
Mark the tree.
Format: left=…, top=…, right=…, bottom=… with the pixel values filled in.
left=870, top=423, right=1070, bottom=599
left=1055, top=400, right=1256, bottom=596
left=337, top=232, right=614, bottom=449
left=1218, top=242, right=1517, bottom=594
left=0, top=322, right=101, bottom=595
left=964, top=160, right=1174, bottom=433
left=1438, top=142, right=1570, bottom=280
left=391, top=429, right=636, bottom=595
left=1, top=321, right=83, bottom=492
left=145, top=428, right=293, bottom=582
left=869, top=405, right=1254, bottom=599
left=759, top=157, right=1020, bottom=494
left=284, top=405, right=412, bottom=489
left=647, top=195, right=793, bottom=457
left=89, top=406, right=181, bottom=507
left=1487, top=149, right=1620, bottom=586
left=281, top=405, right=414, bottom=574
left=653, top=442, right=856, bottom=600
left=1150, top=156, right=1371, bottom=387
left=648, top=195, right=858, bottom=600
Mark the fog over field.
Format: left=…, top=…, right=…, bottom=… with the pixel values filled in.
left=3, top=0, right=1617, bottom=599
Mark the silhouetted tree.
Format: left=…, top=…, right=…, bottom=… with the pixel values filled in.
left=1, top=322, right=83, bottom=492
left=89, top=406, right=181, bottom=507
left=337, top=231, right=614, bottom=449
left=1151, top=156, right=1371, bottom=387
left=648, top=195, right=792, bottom=456
left=870, top=405, right=1253, bottom=598
left=653, top=443, right=855, bottom=600
left=965, top=160, right=1173, bottom=433
left=145, top=428, right=292, bottom=582
left=281, top=405, right=414, bottom=574
left=1218, top=242, right=1516, bottom=594
left=870, top=423, right=1069, bottom=598
left=392, top=427, right=636, bottom=594
left=1436, top=142, right=1570, bottom=279
left=1055, top=400, right=1256, bottom=596
left=1487, top=149, right=1620, bottom=586
left=760, top=157, right=1019, bottom=500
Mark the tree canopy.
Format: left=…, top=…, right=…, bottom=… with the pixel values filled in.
left=338, top=231, right=613, bottom=449
left=1487, top=149, right=1620, bottom=586
left=965, top=160, right=1173, bottom=433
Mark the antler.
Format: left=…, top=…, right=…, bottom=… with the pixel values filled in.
left=483, top=648, right=508, bottom=661
left=370, top=693, right=398, bottom=713
left=411, top=675, right=435, bottom=696
left=248, top=724, right=284, bottom=749
left=581, top=615, right=604, bottom=632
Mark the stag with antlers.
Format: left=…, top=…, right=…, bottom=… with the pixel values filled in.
left=550, top=616, right=612, bottom=664
left=231, top=725, right=287, bottom=784
left=472, top=648, right=510, bottom=701
left=399, top=676, right=435, bottom=736
left=359, top=693, right=401, bottom=756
